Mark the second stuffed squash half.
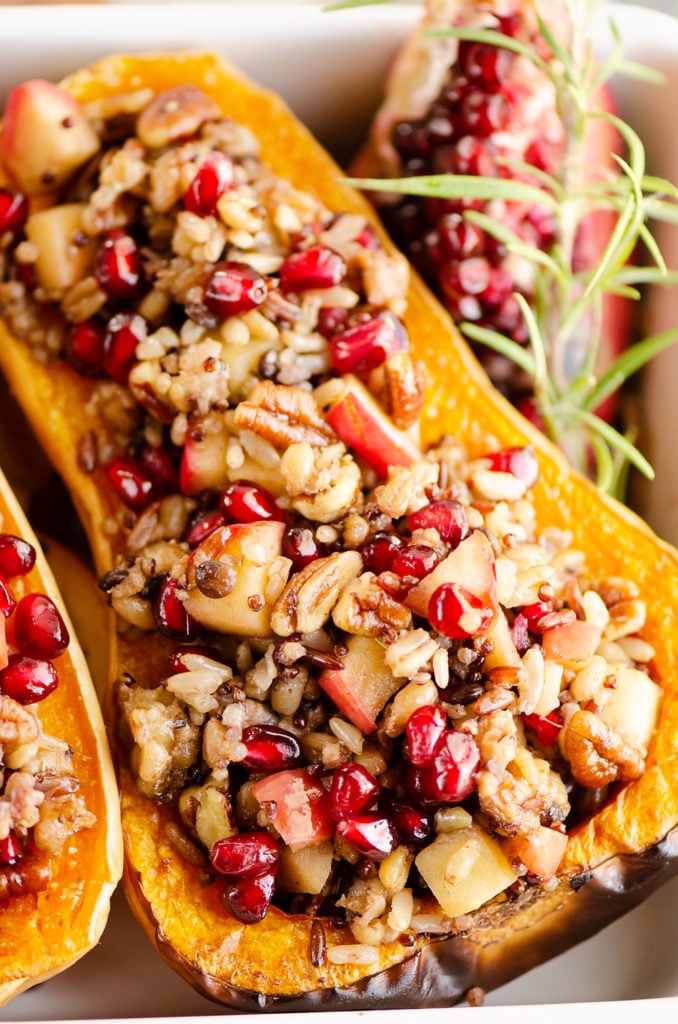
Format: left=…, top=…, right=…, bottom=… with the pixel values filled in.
left=0, top=45, right=676, bottom=1010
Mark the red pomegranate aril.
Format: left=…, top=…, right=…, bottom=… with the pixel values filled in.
left=428, top=730, right=480, bottom=802
left=317, top=306, right=348, bottom=339
left=219, top=480, right=282, bottom=524
left=223, top=868, right=277, bottom=924
left=0, top=832, right=21, bottom=867
left=359, top=533, right=403, bottom=575
left=442, top=135, right=495, bottom=177
left=330, top=311, right=408, bottom=375
left=186, top=509, right=225, bottom=548
left=278, top=245, right=346, bottom=293
left=428, top=582, right=495, bottom=640
left=211, top=831, right=280, bottom=877
left=65, top=319, right=106, bottom=376
left=408, top=499, right=469, bottom=547
left=95, top=228, right=143, bottom=301
left=183, top=151, right=234, bottom=216
left=0, top=576, right=17, bottom=619
left=204, top=261, right=268, bottom=317
left=460, top=86, right=512, bottom=136
left=141, top=444, right=179, bottom=494
left=153, top=575, right=200, bottom=642
left=386, top=798, right=432, bottom=844
left=390, top=544, right=440, bottom=583
left=0, top=187, right=28, bottom=238
left=522, top=599, right=556, bottom=633
left=282, top=527, right=323, bottom=571
left=240, top=724, right=301, bottom=772
left=523, top=709, right=563, bottom=747
left=460, top=42, right=513, bottom=86
left=0, top=653, right=58, bottom=704
left=439, top=213, right=484, bottom=259
left=0, top=534, right=36, bottom=578
left=482, top=445, right=539, bottom=488
left=105, top=455, right=156, bottom=511
left=102, top=312, right=146, bottom=383
left=329, top=763, right=381, bottom=822
left=13, top=593, right=70, bottom=660
left=335, top=813, right=399, bottom=861
left=405, top=704, right=447, bottom=768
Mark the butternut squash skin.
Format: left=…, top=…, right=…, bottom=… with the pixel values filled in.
left=0, top=466, right=122, bottom=1008
left=0, top=51, right=677, bottom=1009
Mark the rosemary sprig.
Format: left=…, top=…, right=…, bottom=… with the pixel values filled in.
left=337, top=0, right=678, bottom=497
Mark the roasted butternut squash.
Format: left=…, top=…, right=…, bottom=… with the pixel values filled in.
left=0, top=50, right=676, bottom=1011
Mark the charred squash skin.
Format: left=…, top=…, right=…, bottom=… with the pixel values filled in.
left=0, top=51, right=677, bottom=1009
left=0, top=466, right=122, bottom=1008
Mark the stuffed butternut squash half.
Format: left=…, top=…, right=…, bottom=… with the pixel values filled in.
left=0, top=48, right=677, bottom=1011
left=0, top=465, right=122, bottom=1007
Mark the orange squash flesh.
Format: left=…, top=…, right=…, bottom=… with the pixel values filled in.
left=0, top=465, right=122, bottom=1008
left=0, top=50, right=676, bottom=1009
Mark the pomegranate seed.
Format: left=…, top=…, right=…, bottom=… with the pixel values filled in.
left=481, top=446, right=539, bottom=488
left=102, top=312, right=146, bottom=383
left=359, top=533, right=403, bottom=575
left=153, top=575, right=200, bottom=642
left=522, top=599, right=556, bottom=633
left=183, top=151, right=234, bottom=216
left=442, top=135, right=495, bottom=177
left=0, top=187, right=28, bottom=238
left=336, top=813, right=399, bottom=861
left=105, top=455, right=156, bottom=511
left=329, top=763, right=381, bottom=822
left=390, top=544, right=440, bottom=583
left=224, top=868, right=277, bottom=924
left=439, top=214, right=484, bottom=259
left=219, top=480, right=282, bottom=524
left=186, top=509, right=225, bottom=548
left=211, top=831, right=280, bottom=877
left=0, top=653, right=58, bottom=704
left=204, top=261, right=267, bottom=317
left=13, top=593, right=69, bottom=660
left=317, top=306, right=348, bottom=338
left=282, top=527, right=323, bottom=571
left=408, top=499, right=469, bottom=546
left=460, top=86, right=511, bottom=135
left=330, top=311, right=408, bottom=375
left=65, top=320, right=106, bottom=376
left=428, top=582, right=495, bottom=640
left=405, top=704, right=447, bottom=767
left=525, top=138, right=560, bottom=176
left=140, top=445, right=179, bottom=494
left=427, top=730, right=480, bottom=802
left=459, top=42, right=513, bottom=86
left=95, top=228, right=143, bottom=301
left=386, top=797, right=433, bottom=844
left=523, top=709, right=563, bottom=747
left=0, top=833, right=21, bottom=867
left=0, top=576, right=17, bottom=619
left=0, top=535, right=36, bottom=578
left=510, top=612, right=531, bottom=655
left=278, top=245, right=346, bottom=292
left=240, top=724, right=301, bottom=772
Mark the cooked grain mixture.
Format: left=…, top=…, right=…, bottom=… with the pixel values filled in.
left=0, top=79, right=662, bottom=940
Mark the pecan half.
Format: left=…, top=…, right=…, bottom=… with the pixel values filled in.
left=563, top=708, right=645, bottom=787
left=380, top=350, right=426, bottom=429
left=235, top=380, right=336, bottom=449
left=332, top=572, right=412, bottom=641
left=270, top=550, right=362, bottom=637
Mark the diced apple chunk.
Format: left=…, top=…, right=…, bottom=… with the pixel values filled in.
left=318, top=634, right=405, bottom=734
left=503, top=825, right=568, bottom=881
left=405, top=530, right=497, bottom=620
left=183, top=521, right=289, bottom=637
left=277, top=840, right=334, bottom=894
left=251, top=768, right=334, bottom=849
left=542, top=619, right=603, bottom=669
left=415, top=824, right=517, bottom=918
left=599, top=666, right=662, bottom=751
left=179, top=423, right=230, bottom=495
left=0, top=79, right=101, bottom=194
left=25, top=203, right=95, bottom=291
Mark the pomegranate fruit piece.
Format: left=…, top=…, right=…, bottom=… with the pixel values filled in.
left=522, top=599, right=556, bottom=633
left=385, top=797, right=433, bottom=844
left=428, top=581, right=495, bottom=639
left=428, top=730, right=481, bottom=802
left=219, top=480, right=282, bottom=524
left=405, top=704, right=447, bottom=767
left=223, top=868, right=277, bottom=924
left=240, top=724, right=301, bottom=772
left=282, top=527, right=324, bottom=571
left=183, top=151, right=234, bottom=216
left=481, top=445, right=539, bottom=487
left=278, top=245, right=346, bottom=292
left=408, top=499, right=469, bottom=546
left=335, top=812, right=399, bottom=861
left=13, top=592, right=70, bottom=660
left=359, top=533, right=403, bottom=575
left=102, top=312, right=147, bottom=383
left=390, top=544, right=440, bottom=584
left=0, top=832, right=21, bottom=867
left=204, top=261, right=267, bottom=317
left=330, top=311, right=408, bottom=375
left=186, top=509, right=226, bottom=548
left=65, top=320, right=106, bottom=376
left=0, top=576, right=17, bottom=618
left=523, top=709, right=563, bottom=747
left=141, top=444, right=179, bottom=494
left=211, top=831, right=280, bottom=877
left=0, top=187, right=28, bottom=238
left=153, top=575, right=200, bottom=642
left=95, top=228, right=143, bottom=301
left=329, top=763, right=381, bottom=822
left=0, top=534, right=36, bottom=578
left=105, top=455, right=156, bottom=511
left=0, top=652, right=59, bottom=704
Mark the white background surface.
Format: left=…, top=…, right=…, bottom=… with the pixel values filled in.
left=0, top=2, right=677, bottom=1021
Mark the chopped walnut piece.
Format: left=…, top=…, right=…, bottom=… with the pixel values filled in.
left=374, top=459, right=439, bottom=519
left=332, top=571, right=412, bottom=641
left=280, top=442, right=361, bottom=523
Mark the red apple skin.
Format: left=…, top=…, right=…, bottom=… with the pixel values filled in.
left=405, top=530, right=497, bottom=621
left=183, top=520, right=287, bottom=637
left=318, top=635, right=404, bottom=734
left=251, top=768, right=334, bottom=849
left=0, top=80, right=101, bottom=194
left=179, top=426, right=230, bottom=495
left=325, top=375, right=420, bottom=479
